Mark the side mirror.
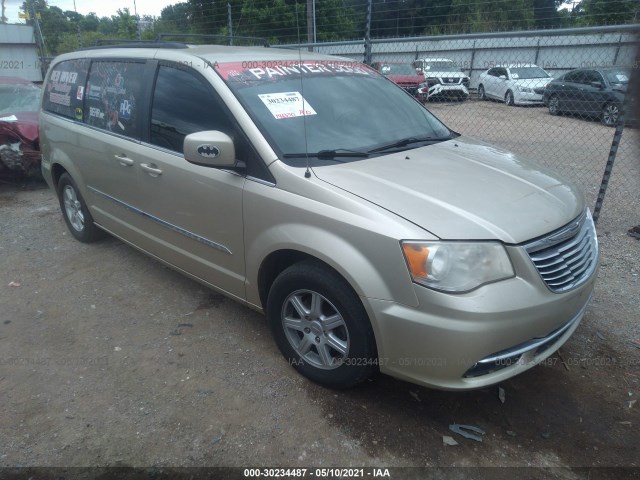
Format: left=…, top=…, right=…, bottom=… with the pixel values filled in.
left=183, top=131, right=241, bottom=169
left=590, top=81, right=603, bottom=89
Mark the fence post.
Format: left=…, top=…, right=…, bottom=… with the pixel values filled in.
left=228, top=3, right=233, bottom=46
left=593, top=104, right=627, bottom=225
left=364, top=0, right=372, bottom=64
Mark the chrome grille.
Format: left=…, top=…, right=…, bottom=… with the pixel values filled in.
left=524, top=210, right=599, bottom=293
left=442, top=77, right=461, bottom=84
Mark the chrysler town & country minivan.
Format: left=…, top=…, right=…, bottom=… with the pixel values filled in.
left=40, top=44, right=598, bottom=390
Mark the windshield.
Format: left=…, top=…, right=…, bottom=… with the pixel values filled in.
left=508, top=67, right=550, bottom=79
left=380, top=64, right=418, bottom=76
left=605, top=70, right=629, bottom=85
left=216, top=61, right=451, bottom=161
left=0, top=83, right=41, bottom=115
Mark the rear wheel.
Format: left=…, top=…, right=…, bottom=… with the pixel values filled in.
left=601, top=102, right=620, bottom=127
left=505, top=90, right=515, bottom=106
left=57, top=173, right=105, bottom=243
left=267, top=261, right=377, bottom=389
left=478, top=84, right=486, bottom=100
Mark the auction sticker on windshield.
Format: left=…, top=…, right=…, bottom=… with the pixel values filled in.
left=258, top=92, right=317, bottom=120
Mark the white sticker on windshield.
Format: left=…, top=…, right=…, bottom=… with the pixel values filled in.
left=511, top=73, right=519, bottom=79
left=616, top=74, right=629, bottom=82
left=258, top=92, right=317, bottom=120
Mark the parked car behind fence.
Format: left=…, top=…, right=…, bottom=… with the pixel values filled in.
left=543, top=67, right=635, bottom=127
left=477, top=64, right=552, bottom=106
left=0, top=77, right=42, bottom=177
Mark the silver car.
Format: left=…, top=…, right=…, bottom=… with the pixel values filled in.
left=40, top=45, right=598, bottom=390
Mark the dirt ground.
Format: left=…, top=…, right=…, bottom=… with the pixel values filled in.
left=1, top=100, right=639, bottom=479
left=1, top=185, right=639, bottom=478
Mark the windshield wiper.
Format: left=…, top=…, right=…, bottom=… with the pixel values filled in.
left=368, top=135, right=452, bottom=154
left=283, top=149, right=369, bottom=160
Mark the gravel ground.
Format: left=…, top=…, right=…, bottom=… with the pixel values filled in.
left=0, top=99, right=639, bottom=478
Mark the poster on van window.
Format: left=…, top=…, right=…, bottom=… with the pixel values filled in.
left=215, top=60, right=376, bottom=87
left=84, top=61, right=144, bottom=138
left=44, top=58, right=90, bottom=120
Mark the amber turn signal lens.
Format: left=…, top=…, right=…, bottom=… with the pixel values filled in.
left=402, top=244, right=429, bottom=278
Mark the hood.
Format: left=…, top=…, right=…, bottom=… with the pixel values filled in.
left=312, top=137, right=584, bottom=244
left=388, top=75, right=423, bottom=86
left=425, top=71, right=467, bottom=79
left=511, top=77, right=551, bottom=88
left=0, top=111, right=39, bottom=144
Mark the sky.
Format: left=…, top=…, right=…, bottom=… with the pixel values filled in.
left=4, top=0, right=180, bottom=22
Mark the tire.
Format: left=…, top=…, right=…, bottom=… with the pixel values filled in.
left=601, top=102, right=619, bottom=127
left=548, top=95, right=560, bottom=116
left=478, top=84, right=486, bottom=101
left=267, top=260, right=378, bottom=389
left=57, top=173, right=105, bottom=243
left=505, top=90, right=515, bottom=106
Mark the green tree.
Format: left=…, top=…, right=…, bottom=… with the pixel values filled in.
left=114, top=8, right=139, bottom=38
left=22, top=1, right=70, bottom=54
left=575, top=0, right=639, bottom=25
left=155, top=2, right=192, bottom=33
left=79, top=12, right=100, bottom=32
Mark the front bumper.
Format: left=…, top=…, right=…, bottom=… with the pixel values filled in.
left=362, top=245, right=597, bottom=390
left=428, top=84, right=469, bottom=98
left=514, top=90, right=544, bottom=105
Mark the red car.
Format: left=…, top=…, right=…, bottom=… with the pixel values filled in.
left=0, top=76, right=42, bottom=178
left=372, top=62, right=428, bottom=102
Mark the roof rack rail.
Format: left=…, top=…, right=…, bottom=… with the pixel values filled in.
left=155, top=33, right=270, bottom=48
left=87, top=39, right=188, bottom=50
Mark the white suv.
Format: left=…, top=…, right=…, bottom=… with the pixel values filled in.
left=413, top=58, right=470, bottom=100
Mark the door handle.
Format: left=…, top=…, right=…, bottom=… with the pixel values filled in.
left=140, top=163, right=163, bottom=177
left=114, top=154, right=134, bottom=166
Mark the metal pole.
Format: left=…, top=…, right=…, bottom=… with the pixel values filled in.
left=306, top=0, right=313, bottom=49
left=364, top=0, right=372, bottom=64
left=228, top=3, right=232, bottom=46
left=312, top=0, right=316, bottom=44
left=593, top=103, right=627, bottom=224
left=133, top=0, right=141, bottom=40
left=73, top=0, right=82, bottom=48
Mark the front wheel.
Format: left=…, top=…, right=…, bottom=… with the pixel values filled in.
left=505, top=90, right=515, bottom=106
left=267, top=261, right=378, bottom=389
left=601, top=102, right=620, bottom=127
left=548, top=95, right=560, bottom=115
left=57, top=173, right=105, bottom=243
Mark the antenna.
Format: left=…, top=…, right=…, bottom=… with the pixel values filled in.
left=295, top=3, right=312, bottom=179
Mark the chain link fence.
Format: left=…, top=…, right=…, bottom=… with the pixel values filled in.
left=20, top=1, right=640, bottom=240
left=278, top=25, right=639, bottom=237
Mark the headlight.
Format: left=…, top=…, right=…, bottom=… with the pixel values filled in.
left=401, top=241, right=514, bottom=293
left=517, top=86, right=532, bottom=93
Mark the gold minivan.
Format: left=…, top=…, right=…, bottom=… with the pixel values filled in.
left=40, top=44, right=598, bottom=390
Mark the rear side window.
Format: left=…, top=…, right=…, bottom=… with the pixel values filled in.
left=583, top=71, right=604, bottom=84
left=84, top=61, right=145, bottom=139
left=150, top=65, right=233, bottom=152
left=564, top=70, right=583, bottom=83
left=43, top=59, right=90, bottom=120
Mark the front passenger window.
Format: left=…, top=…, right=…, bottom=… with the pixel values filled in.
left=151, top=65, right=232, bottom=152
